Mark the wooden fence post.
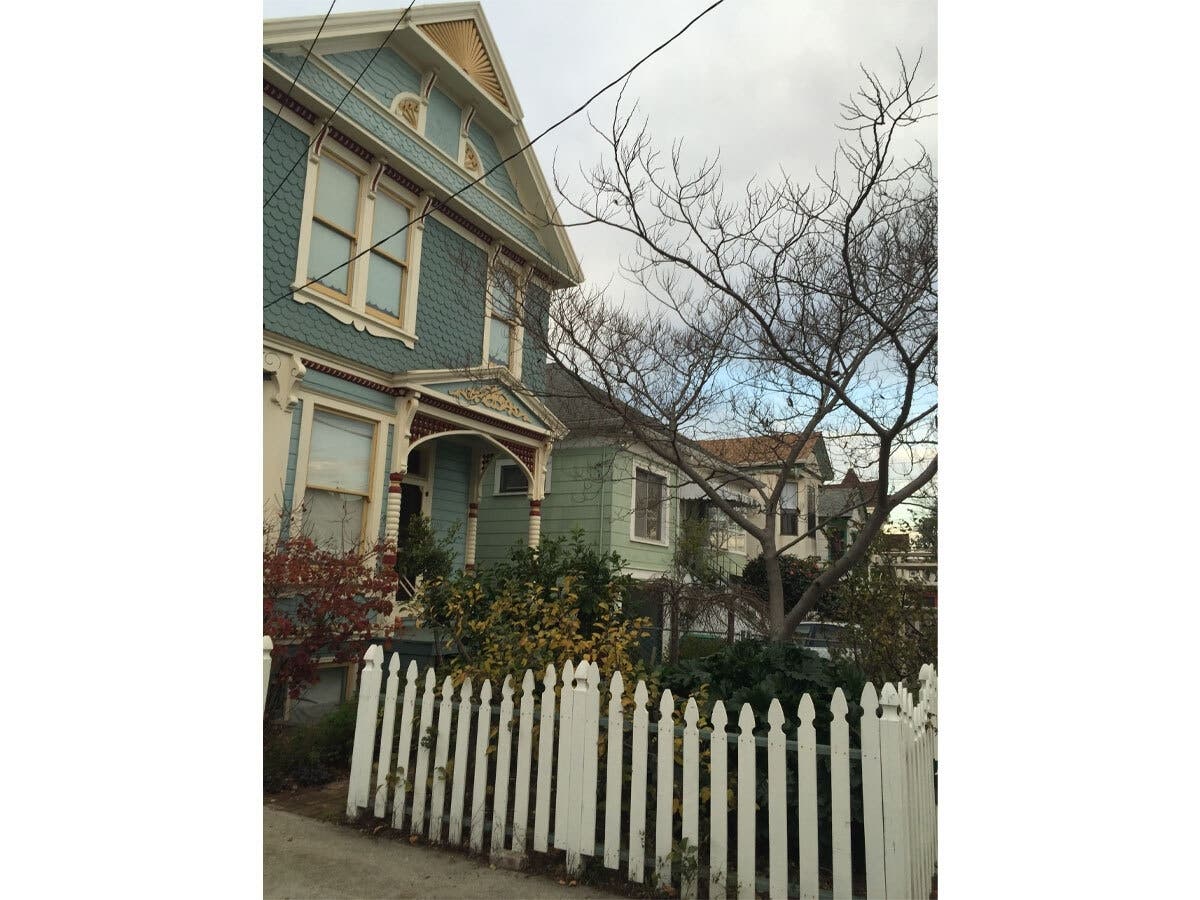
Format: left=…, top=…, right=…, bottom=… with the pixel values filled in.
left=391, top=661, right=418, bottom=830
left=767, top=698, right=787, bottom=900
left=879, top=683, right=911, bottom=900
left=736, top=703, right=756, bottom=900
left=373, top=654, right=402, bottom=818
left=656, top=689, right=676, bottom=890
left=512, top=669, right=536, bottom=857
left=469, top=679, right=492, bottom=853
left=534, top=664, right=556, bottom=853
left=682, top=697, right=700, bottom=900
left=796, top=694, right=818, bottom=900
left=860, top=682, right=886, bottom=898
left=410, top=667, right=437, bottom=835
left=628, top=679, right=650, bottom=883
left=830, top=688, right=852, bottom=899
left=448, top=677, right=473, bottom=845
left=566, top=665, right=589, bottom=874
left=428, top=676, right=454, bottom=841
left=554, top=660, right=575, bottom=852
left=262, top=636, right=273, bottom=715
left=346, top=644, right=384, bottom=819
left=491, top=675, right=515, bottom=855
left=581, top=662, right=601, bottom=857
left=603, top=670, right=625, bottom=870
left=709, top=701, right=729, bottom=899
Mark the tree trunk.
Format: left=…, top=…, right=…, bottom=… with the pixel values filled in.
left=762, top=545, right=789, bottom=641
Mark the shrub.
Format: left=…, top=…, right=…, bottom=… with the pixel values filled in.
left=432, top=575, right=652, bottom=686
left=263, top=701, right=359, bottom=793
left=657, top=638, right=867, bottom=743
left=827, top=562, right=937, bottom=686
left=263, top=528, right=401, bottom=709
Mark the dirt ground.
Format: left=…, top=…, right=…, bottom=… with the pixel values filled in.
left=264, top=781, right=622, bottom=899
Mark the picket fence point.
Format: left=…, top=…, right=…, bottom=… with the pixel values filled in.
left=710, top=699, right=727, bottom=729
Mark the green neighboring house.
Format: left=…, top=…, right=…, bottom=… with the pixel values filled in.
left=476, top=365, right=751, bottom=581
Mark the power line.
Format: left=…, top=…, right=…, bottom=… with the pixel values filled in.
left=263, top=0, right=337, bottom=147
left=263, top=0, right=418, bottom=210
left=265, top=0, right=730, bottom=310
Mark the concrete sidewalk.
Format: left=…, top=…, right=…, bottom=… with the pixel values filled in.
left=264, top=807, right=621, bottom=899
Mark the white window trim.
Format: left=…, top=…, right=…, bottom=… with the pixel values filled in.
left=482, top=257, right=525, bottom=378
left=629, top=462, right=671, bottom=547
left=292, top=139, right=425, bottom=348
left=494, top=457, right=550, bottom=496
left=291, top=391, right=391, bottom=552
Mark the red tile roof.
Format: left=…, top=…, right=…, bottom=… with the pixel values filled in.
left=697, top=433, right=821, bottom=467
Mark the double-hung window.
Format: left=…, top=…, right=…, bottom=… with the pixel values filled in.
left=634, top=467, right=666, bottom=542
left=488, top=266, right=520, bottom=370
left=308, top=156, right=362, bottom=299
left=365, top=189, right=411, bottom=321
left=780, top=481, right=799, bottom=536
left=303, top=409, right=376, bottom=551
left=806, top=485, right=818, bottom=535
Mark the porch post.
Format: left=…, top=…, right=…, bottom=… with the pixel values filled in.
left=464, top=448, right=483, bottom=572
left=384, top=392, right=420, bottom=567
left=527, top=442, right=552, bottom=549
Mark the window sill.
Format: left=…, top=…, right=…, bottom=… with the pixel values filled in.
left=291, top=283, right=418, bottom=348
left=630, top=534, right=669, bottom=548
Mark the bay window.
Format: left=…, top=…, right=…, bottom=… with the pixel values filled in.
left=303, top=409, right=376, bottom=551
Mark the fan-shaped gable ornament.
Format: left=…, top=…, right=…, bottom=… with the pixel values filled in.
left=419, top=19, right=509, bottom=109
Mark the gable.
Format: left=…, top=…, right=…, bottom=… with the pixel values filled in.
left=426, top=379, right=547, bottom=430
left=419, top=19, right=509, bottom=109
left=264, top=4, right=584, bottom=287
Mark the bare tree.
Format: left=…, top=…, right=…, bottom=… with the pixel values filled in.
left=528, top=56, right=937, bottom=641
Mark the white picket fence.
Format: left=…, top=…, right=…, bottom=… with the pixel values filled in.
left=345, top=647, right=937, bottom=899
left=262, top=636, right=273, bottom=715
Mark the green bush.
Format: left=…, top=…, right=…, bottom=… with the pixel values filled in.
left=263, top=701, right=358, bottom=793
left=657, top=638, right=867, bottom=743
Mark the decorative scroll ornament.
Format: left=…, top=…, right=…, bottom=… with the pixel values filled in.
left=397, top=97, right=421, bottom=128
left=448, top=385, right=530, bottom=422
left=463, top=144, right=481, bottom=172
left=263, top=349, right=306, bottom=411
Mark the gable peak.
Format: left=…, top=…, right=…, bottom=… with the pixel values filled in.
left=420, top=18, right=508, bottom=110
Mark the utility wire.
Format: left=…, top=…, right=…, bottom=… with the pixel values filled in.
left=264, top=0, right=337, bottom=147
left=265, top=0, right=730, bottom=310
left=264, top=0, right=418, bottom=210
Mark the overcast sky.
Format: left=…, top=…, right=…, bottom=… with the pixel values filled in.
left=265, top=0, right=937, bottom=293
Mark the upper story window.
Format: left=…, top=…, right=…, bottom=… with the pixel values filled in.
left=308, top=156, right=362, bottom=299
left=780, top=481, right=799, bottom=536
left=303, top=409, right=376, bottom=551
left=365, top=189, right=411, bottom=322
left=806, top=485, right=818, bottom=535
left=487, top=265, right=522, bottom=372
left=295, top=144, right=423, bottom=345
left=633, top=467, right=667, bottom=543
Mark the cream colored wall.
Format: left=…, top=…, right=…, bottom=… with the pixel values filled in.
left=741, top=468, right=824, bottom=560
left=263, top=379, right=294, bottom=530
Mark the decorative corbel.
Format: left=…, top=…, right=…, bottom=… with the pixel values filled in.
left=368, top=159, right=387, bottom=198
left=420, top=70, right=438, bottom=100
left=461, top=105, right=476, bottom=137
left=396, top=390, right=422, bottom=438
left=463, top=142, right=482, bottom=173
left=415, top=196, right=435, bottom=232
left=309, top=122, right=330, bottom=162
left=263, top=349, right=306, bottom=411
